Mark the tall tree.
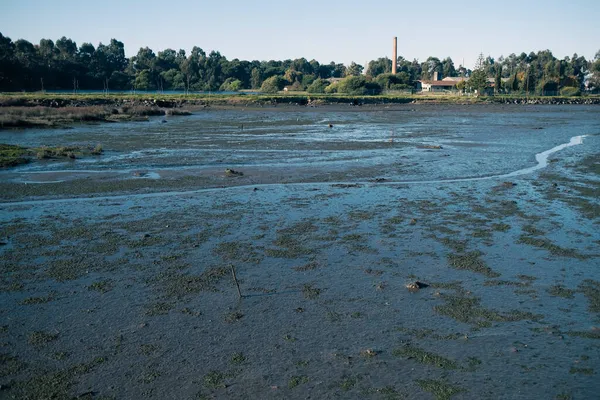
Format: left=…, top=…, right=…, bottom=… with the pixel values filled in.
left=468, top=53, right=488, bottom=95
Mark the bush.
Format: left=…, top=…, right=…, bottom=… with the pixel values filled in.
left=260, top=76, right=285, bottom=93
left=336, top=76, right=382, bottom=95
left=219, top=78, right=243, bottom=92
left=306, top=79, right=330, bottom=93
left=560, top=86, right=581, bottom=96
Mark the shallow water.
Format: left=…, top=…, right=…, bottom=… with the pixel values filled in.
left=0, top=104, right=599, bottom=399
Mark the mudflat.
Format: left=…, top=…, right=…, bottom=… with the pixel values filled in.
left=1, top=104, right=599, bottom=399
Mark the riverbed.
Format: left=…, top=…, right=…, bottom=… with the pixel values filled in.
left=1, top=104, right=599, bottom=399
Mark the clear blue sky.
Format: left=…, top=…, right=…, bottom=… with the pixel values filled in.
left=1, top=0, right=598, bottom=69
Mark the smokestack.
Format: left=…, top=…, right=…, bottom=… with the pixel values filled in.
left=392, top=37, right=397, bottom=74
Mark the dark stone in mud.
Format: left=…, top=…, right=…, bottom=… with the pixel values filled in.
left=225, top=168, right=244, bottom=177
left=406, top=281, right=429, bottom=291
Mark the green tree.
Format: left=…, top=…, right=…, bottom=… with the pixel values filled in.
left=366, top=58, right=391, bottom=77
left=219, top=77, right=243, bottom=91
left=306, top=78, right=330, bottom=93
left=494, top=65, right=502, bottom=93
left=468, top=53, right=488, bottom=95
left=260, top=75, right=284, bottom=93
left=345, top=62, right=363, bottom=76
left=250, top=67, right=262, bottom=89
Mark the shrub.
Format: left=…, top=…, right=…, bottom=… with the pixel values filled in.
left=260, top=76, right=285, bottom=93
left=560, top=86, right=581, bottom=96
left=307, top=79, right=330, bottom=93
left=219, top=78, right=243, bottom=91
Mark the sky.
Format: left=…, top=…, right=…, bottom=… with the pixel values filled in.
left=1, top=0, right=599, bottom=69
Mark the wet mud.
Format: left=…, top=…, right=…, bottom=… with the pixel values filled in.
left=1, top=104, right=599, bottom=399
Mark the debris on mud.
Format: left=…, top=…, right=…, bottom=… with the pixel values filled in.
left=225, top=168, right=244, bottom=177
left=406, top=281, right=429, bottom=291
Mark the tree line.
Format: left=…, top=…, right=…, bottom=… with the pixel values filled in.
left=0, top=32, right=598, bottom=95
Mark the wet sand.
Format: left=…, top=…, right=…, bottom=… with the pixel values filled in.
left=1, top=104, right=599, bottom=399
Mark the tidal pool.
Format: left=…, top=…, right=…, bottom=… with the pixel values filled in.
left=1, top=104, right=599, bottom=399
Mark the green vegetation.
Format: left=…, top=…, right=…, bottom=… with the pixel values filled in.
left=0, top=29, right=598, bottom=95
left=518, top=235, right=585, bottom=259
left=392, top=345, right=459, bottom=370
left=28, top=331, right=58, bottom=346
left=579, top=280, right=600, bottom=312
left=447, top=251, right=501, bottom=278
left=416, top=379, right=466, bottom=400
left=203, top=371, right=226, bottom=389
left=547, top=285, right=576, bottom=299
left=434, top=293, right=542, bottom=327
left=1, top=142, right=104, bottom=167
left=288, top=375, right=309, bottom=389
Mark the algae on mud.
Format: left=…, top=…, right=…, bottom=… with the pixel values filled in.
left=1, top=104, right=599, bottom=400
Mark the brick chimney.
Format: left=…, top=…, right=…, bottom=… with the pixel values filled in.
left=392, top=37, right=397, bottom=74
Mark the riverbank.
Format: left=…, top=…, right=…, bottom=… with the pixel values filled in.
left=1, top=93, right=598, bottom=130
left=2, top=92, right=600, bottom=109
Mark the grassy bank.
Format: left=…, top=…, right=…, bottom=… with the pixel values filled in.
left=0, top=143, right=103, bottom=168
left=2, top=92, right=599, bottom=107
left=1, top=92, right=598, bottom=129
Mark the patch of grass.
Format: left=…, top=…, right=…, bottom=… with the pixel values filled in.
left=88, top=280, right=113, bottom=293
left=467, top=357, right=482, bottom=369
left=0, top=353, right=27, bottom=377
left=484, top=280, right=528, bottom=287
left=579, top=280, right=600, bottom=312
left=204, top=371, right=227, bottom=389
left=158, top=266, right=229, bottom=298
left=28, top=331, right=58, bottom=346
left=145, top=302, right=174, bottom=316
left=434, top=293, right=542, bottom=327
left=224, top=311, right=244, bottom=323
left=396, top=327, right=462, bottom=340
left=517, top=274, right=537, bottom=281
left=292, top=261, right=319, bottom=272
left=139, top=344, right=160, bottom=356
left=230, top=352, right=246, bottom=365
left=438, top=237, right=467, bottom=253
left=518, top=235, right=585, bottom=259
left=447, top=251, right=500, bottom=278
left=214, top=241, right=261, bottom=263
left=288, top=375, right=309, bottom=389
left=566, top=330, right=600, bottom=339
left=392, top=345, right=458, bottom=370
left=547, top=285, right=576, bottom=299
left=283, top=334, right=297, bottom=342
left=522, top=224, right=545, bottom=236
left=0, top=143, right=30, bottom=167
left=415, top=378, right=466, bottom=400
left=569, top=367, right=594, bottom=375
left=491, top=223, right=511, bottom=232
left=340, top=375, right=360, bottom=391
left=20, top=294, right=54, bottom=305
left=302, top=283, right=322, bottom=299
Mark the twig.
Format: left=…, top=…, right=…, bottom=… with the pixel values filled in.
left=230, top=264, right=242, bottom=299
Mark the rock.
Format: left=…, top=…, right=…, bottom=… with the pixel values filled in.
left=225, top=168, right=244, bottom=177
left=406, top=281, right=429, bottom=291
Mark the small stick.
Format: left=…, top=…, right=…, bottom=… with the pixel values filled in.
left=230, top=264, right=242, bottom=299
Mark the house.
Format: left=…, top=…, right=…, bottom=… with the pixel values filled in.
left=417, top=73, right=498, bottom=94
left=417, top=72, right=460, bottom=92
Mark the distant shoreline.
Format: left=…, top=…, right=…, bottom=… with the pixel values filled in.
left=1, top=93, right=598, bottom=130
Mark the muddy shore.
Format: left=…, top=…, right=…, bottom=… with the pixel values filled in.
left=1, top=105, right=599, bottom=399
